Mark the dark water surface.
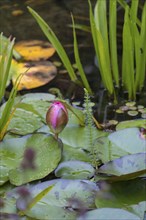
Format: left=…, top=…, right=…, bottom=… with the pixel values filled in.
left=0, top=0, right=96, bottom=57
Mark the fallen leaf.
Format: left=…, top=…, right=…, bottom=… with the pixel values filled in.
left=12, top=61, right=57, bottom=90
left=14, top=40, right=55, bottom=61
left=11, top=10, right=24, bottom=16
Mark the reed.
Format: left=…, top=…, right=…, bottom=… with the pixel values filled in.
left=28, top=7, right=93, bottom=95
left=89, top=0, right=146, bottom=100
left=28, top=1, right=146, bottom=102
left=0, top=34, right=23, bottom=140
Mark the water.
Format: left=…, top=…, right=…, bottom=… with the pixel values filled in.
left=0, top=0, right=96, bottom=62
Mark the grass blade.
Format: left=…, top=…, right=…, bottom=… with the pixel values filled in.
left=0, top=34, right=14, bottom=101
left=135, top=2, right=146, bottom=91
left=89, top=0, right=114, bottom=96
left=18, top=185, right=54, bottom=216
left=109, top=0, right=119, bottom=87
left=0, top=72, right=24, bottom=140
left=117, top=0, right=141, bottom=27
left=122, top=6, right=135, bottom=100
left=27, top=7, right=77, bottom=82
left=71, top=15, right=93, bottom=95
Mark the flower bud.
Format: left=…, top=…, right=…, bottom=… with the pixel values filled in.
left=46, top=101, right=68, bottom=137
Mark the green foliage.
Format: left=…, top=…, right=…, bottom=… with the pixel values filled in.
left=0, top=34, right=23, bottom=140
left=84, top=88, right=98, bottom=167
left=0, top=33, right=14, bottom=101
left=27, top=7, right=92, bottom=95
left=90, top=0, right=146, bottom=100
left=0, top=93, right=145, bottom=219
left=72, top=15, right=93, bottom=95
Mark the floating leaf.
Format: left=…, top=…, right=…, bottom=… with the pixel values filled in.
left=95, top=128, right=146, bottom=163
left=0, top=133, right=61, bottom=186
left=55, top=161, right=95, bottom=179
left=95, top=179, right=146, bottom=218
left=98, top=153, right=146, bottom=176
left=116, top=119, right=146, bottom=130
left=11, top=9, right=24, bottom=16
left=12, top=61, right=57, bottom=90
left=77, top=208, right=140, bottom=220
left=127, top=110, right=138, bottom=116
left=7, top=108, right=43, bottom=135
left=14, top=40, right=55, bottom=61
left=2, top=179, right=98, bottom=219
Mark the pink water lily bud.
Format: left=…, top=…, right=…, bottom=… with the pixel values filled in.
left=46, top=101, right=68, bottom=137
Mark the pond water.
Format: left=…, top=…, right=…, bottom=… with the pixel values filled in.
left=0, top=0, right=145, bottom=123
left=0, top=0, right=96, bottom=63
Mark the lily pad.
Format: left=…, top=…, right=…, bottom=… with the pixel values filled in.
left=98, top=153, right=146, bottom=176
left=12, top=61, right=57, bottom=90
left=0, top=133, right=61, bottom=186
left=77, top=208, right=140, bottom=220
left=95, top=128, right=146, bottom=163
left=14, top=40, right=55, bottom=61
left=95, top=178, right=146, bottom=218
left=116, top=119, right=146, bottom=130
left=55, top=161, right=95, bottom=179
left=1, top=179, right=99, bottom=220
left=7, top=108, right=43, bottom=135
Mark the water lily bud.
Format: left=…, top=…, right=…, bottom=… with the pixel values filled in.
left=46, top=101, right=68, bottom=137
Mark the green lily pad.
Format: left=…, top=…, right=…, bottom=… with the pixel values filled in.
left=95, top=128, right=146, bottom=163
left=95, top=178, right=146, bottom=218
left=60, top=124, right=105, bottom=151
left=0, top=133, right=61, bottom=186
left=7, top=108, right=43, bottom=135
left=55, top=161, right=95, bottom=179
left=26, top=179, right=98, bottom=219
left=77, top=208, right=140, bottom=220
left=116, top=119, right=146, bottom=130
left=2, top=179, right=98, bottom=219
left=98, top=153, right=146, bottom=176
left=61, top=144, right=91, bottom=163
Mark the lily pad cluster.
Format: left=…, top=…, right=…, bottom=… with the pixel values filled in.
left=0, top=93, right=146, bottom=219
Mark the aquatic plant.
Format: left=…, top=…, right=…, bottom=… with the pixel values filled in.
left=46, top=101, right=68, bottom=139
left=27, top=6, right=93, bottom=95
left=89, top=0, right=146, bottom=100
left=28, top=1, right=146, bottom=102
left=0, top=34, right=18, bottom=140
left=84, top=88, right=98, bottom=167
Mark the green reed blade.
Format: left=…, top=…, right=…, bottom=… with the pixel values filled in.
left=72, top=15, right=93, bottom=95
left=122, top=6, right=135, bottom=100
left=94, top=0, right=110, bottom=64
left=135, top=2, right=146, bottom=91
left=109, top=0, right=119, bottom=87
left=27, top=7, right=77, bottom=82
left=134, top=24, right=145, bottom=92
left=68, top=24, right=91, bottom=33
left=130, top=0, right=139, bottom=23
left=0, top=34, right=14, bottom=101
left=117, top=0, right=141, bottom=27
left=89, top=0, right=114, bottom=96
left=0, top=72, right=24, bottom=140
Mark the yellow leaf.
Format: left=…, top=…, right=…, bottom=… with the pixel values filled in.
left=12, top=61, right=57, bottom=90
left=14, top=40, right=55, bottom=61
